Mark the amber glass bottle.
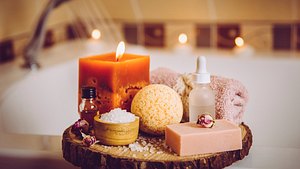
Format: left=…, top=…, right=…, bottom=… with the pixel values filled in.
left=79, top=86, right=99, bottom=126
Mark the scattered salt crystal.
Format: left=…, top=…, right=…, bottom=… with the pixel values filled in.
left=100, top=108, right=136, bottom=123
left=125, top=136, right=169, bottom=155
left=149, top=148, right=155, bottom=153
left=141, top=140, right=147, bottom=146
left=143, top=147, right=149, bottom=151
left=103, top=146, right=111, bottom=149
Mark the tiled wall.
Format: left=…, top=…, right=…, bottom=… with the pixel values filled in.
left=1, top=0, right=300, bottom=63
left=1, top=20, right=300, bottom=63
left=121, top=21, right=300, bottom=52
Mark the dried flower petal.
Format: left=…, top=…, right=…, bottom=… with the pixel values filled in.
left=71, top=119, right=90, bottom=137
left=82, top=135, right=97, bottom=147
left=197, top=114, right=215, bottom=128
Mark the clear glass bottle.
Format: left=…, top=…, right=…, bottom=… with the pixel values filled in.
left=189, top=83, right=215, bottom=121
left=189, top=56, right=215, bottom=122
left=79, top=86, right=99, bottom=126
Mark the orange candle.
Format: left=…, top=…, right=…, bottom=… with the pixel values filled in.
left=79, top=42, right=150, bottom=114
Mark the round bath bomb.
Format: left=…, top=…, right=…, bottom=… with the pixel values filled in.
left=131, top=84, right=183, bottom=135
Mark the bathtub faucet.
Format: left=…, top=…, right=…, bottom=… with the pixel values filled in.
left=23, top=0, right=70, bottom=69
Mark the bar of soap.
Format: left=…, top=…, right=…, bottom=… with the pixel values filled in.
left=165, top=120, right=242, bottom=156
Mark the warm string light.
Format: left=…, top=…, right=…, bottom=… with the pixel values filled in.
left=92, top=29, right=246, bottom=49
left=91, top=29, right=101, bottom=40
left=235, top=37, right=244, bottom=47
left=178, top=33, right=188, bottom=44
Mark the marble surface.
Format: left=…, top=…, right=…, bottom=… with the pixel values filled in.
left=0, top=40, right=300, bottom=168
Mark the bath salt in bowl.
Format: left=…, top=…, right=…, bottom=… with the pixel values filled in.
left=100, top=108, right=136, bottom=123
left=94, top=108, right=139, bottom=146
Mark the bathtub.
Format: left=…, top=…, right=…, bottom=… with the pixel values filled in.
left=1, top=40, right=300, bottom=168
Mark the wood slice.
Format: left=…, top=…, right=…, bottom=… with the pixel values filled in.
left=62, top=123, right=252, bottom=169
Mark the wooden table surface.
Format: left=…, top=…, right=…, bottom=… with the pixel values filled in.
left=62, top=123, right=252, bottom=169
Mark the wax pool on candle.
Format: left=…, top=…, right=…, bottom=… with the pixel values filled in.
left=79, top=53, right=149, bottom=114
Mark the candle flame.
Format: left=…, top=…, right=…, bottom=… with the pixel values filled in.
left=116, top=41, right=125, bottom=61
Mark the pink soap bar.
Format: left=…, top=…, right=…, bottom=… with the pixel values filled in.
left=165, top=119, right=242, bottom=156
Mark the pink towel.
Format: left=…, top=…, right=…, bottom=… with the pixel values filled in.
left=150, top=67, right=180, bottom=87
left=150, top=67, right=249, bottom=124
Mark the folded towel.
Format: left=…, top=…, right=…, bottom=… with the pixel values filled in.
left=150, top=67, right=249, bottom=124
left=150, top=67, right=180, bottom=87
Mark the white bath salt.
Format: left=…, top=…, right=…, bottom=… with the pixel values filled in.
left=149, top=148, right=156, bottom=153
left=106, top=135, right=173, bottom=155
left=141, top=140, right=147, bottom=146
left=122, top=148, right=129, bottom=152
left=100, top=108, right=136, bottom=123
left=143, top=146, right=149, bottom=151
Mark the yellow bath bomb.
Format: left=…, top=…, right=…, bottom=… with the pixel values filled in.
left=131, top=84, right=183, bottom=135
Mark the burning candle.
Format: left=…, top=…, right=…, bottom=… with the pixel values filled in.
left=79, top=42, right=150, bottom=114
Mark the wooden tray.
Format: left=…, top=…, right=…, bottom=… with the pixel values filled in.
left=62, top=123, right=252, bottom=169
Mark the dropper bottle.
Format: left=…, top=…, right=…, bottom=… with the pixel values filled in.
left=188, top=56, right=215, bottom=122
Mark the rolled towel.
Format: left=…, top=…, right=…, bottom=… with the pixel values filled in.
left=150, top=67, right=249, bottom=125
left=150, top=67, right=180, bottom=87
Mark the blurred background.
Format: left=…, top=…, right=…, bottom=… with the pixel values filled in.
left=1, top=0, right=300, bottom=58
left=0, top=0, right=300, bottom=169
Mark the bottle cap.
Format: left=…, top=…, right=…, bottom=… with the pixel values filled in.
left=193, top=56, right=210, bottom=84
left=81, top=86, right=96, bottom=98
